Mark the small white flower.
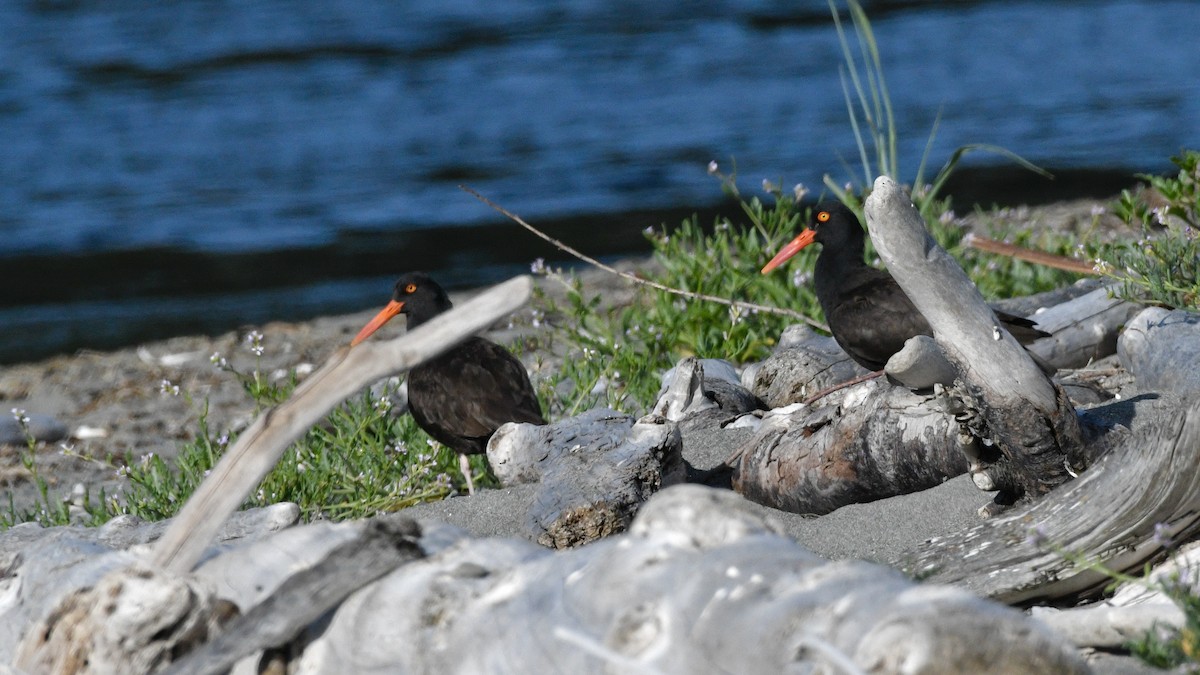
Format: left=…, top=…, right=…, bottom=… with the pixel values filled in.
left=245, top=330, right=265, bottom=356
left=529, top=257, right=547, bottom=275
left=707, top=160, right=719, bottom=175
left=793, top=183, right=809, bottom=201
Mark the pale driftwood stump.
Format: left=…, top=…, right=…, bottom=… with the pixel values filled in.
left=865, top=177, right=1085, bottom=511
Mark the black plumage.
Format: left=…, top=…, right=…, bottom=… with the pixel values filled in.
left=762, top=202, right=1050, bottom=372
left=351, top=272, right=545, bottom=492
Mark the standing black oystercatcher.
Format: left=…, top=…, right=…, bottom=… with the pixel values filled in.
left=761, top=202, right=1049, bottom=372
left=350, top=272, right=546, bottom=494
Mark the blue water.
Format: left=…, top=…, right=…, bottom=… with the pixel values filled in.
left=0, top=0, right=1197, bottom=361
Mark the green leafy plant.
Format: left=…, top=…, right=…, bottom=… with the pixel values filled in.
left=2, top=408, right=110, bottom=528
left=1094, top=150, right=1200, bottom=309
left=532, top=171, right=822, bottom=416
left=109, top=353, right=478, bottom=524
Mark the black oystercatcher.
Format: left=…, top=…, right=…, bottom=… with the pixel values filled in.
left=761, top=202, right=1050, bottom=372
left=350, top=272, right=545, bottom=494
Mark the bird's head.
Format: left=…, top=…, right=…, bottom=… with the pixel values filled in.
left=760, top=201, right=862, bottom=274
left=350, top=272, right=453, bottom=346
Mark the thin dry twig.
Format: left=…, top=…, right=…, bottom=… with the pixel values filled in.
left=459, top=185, right=826, bottom=329
left=963, top=233, right=1100, bottom=275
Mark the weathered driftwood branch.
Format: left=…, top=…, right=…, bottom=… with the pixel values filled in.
left=730, top=381, right=968, bottom=515
left=864, top=177, right=1085, bottom=509
left=899, top=397, right=1200, bottom=605
left=152, top=275, right=533, bottom=574
left=1024, top=283, right=1142, bottom=370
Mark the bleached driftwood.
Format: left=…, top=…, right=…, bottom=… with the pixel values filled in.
left=865, top=177, right=1085, bottom=510
left=899, top=396, right=1200, bottom=605
left=151, top=275, right=533, bottom=574
left=2, top=485, right=1091, bottom=674
left=487, top=407, right=685, bottom=548
left=287, top=485, right=1087, bottom=674
left=1118, top=307, right=1200, bottom=396
left=1024, top=283, right=1142, bottom=370
left=1030, top=542, right=1200, bottom=648
left=13, top=561, right=237, bottom=675
left=165, top=518, right=424, bottom=675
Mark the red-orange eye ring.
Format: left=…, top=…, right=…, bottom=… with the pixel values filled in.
left=816, top=211, right=831, bottom=223
left=405, top=283, right=418, bottom=293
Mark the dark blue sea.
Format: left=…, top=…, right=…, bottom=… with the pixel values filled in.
left=1, top=0, right=1196, bottom=362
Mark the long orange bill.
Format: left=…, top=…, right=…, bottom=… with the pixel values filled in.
left=350, top=300, right=405, bottom=346
left=761, top=229, right=818, bottom=274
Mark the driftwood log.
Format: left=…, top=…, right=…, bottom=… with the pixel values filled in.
left=2, top=485, right=1093, bottom=674
left=731, top=380, right=968, bottom=515
left=273, top=486, right=1088, bottom=674
left=899, top=395, right=1200, bottom=604
left=487, top=407, right=685, bottom=548
left=1022, top=283, right=1143, bottom=370
left=865, top=177, right=1086, bottom=510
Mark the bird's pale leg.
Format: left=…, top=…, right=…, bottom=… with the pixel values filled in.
left=459, top=454, right=476, bottom=496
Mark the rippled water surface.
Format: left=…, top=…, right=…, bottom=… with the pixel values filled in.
left=0, top=0, right=1196, bottom=360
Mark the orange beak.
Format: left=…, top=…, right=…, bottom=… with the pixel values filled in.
left=761, top=229, right=818, bottom=274
left=350, top=300, right=405, bottom=346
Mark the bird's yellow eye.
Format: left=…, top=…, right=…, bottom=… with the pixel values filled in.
left=816, top=211, right=831, bottom=223
left=405, top=283, right=418, bottom=293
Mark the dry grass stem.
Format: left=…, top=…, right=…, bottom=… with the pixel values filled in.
left=460, top=185, right=826, bottom=329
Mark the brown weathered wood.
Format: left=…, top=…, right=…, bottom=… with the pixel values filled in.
left=899, top=396, right=1200, bottom=604
left=152, top=276, right=533, bottom=574
left=731, top=381, right=968, bottom=515
left=864, top=177, right=1085, bottom=508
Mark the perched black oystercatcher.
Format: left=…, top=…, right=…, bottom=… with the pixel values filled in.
left=350, top=272, right=545, bottom=494
left=761, top=202, right=1049, bottom=372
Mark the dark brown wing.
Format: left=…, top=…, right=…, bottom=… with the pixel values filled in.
left=824, top=272, right=933, bottom=371
left=994, top=310, right=1052, bottom=345
left=407, top=337, right=545, bottom=455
